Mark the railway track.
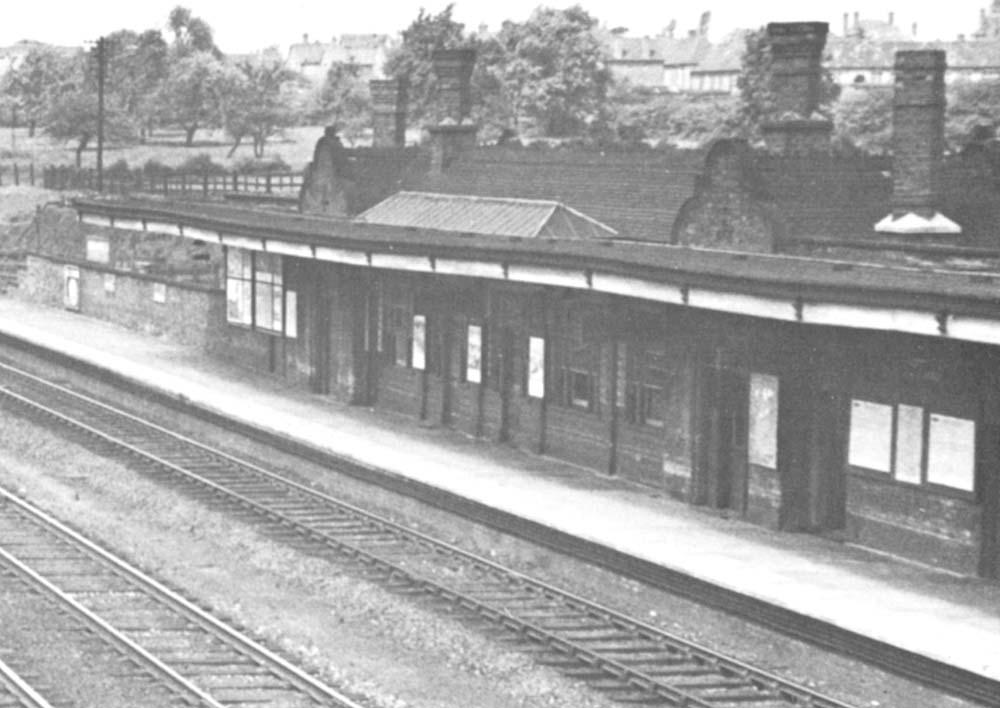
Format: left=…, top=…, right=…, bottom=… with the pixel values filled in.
left=0, top=360, right=862, bottom=708
left=0, top=484, right=365, bottom=708
left=0, top=659, right=54, bottom=708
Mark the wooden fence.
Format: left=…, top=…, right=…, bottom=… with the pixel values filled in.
left=0, top=163, right=40, bottom=187
left=34, top=165, right=304, bottom=198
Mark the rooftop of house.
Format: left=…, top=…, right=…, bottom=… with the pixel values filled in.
left=355, top=191, right=618, bottom=239
left=392, top=147, right=706, bottom=242
left=286, top=34, right=395, bottom=70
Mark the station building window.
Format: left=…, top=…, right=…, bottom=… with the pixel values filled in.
left=254, top=253, right=283, bottom=333
left=225, top=248, right=296, bottom=337
left=226, top=249, right=253, bottom=326
left=848, top=399, right=976, bottom=493
left=554, top=315, right=599, bottom=412
left=382, top=283, right=413, bottom=367
left=623, top=344, right=668, bottom=427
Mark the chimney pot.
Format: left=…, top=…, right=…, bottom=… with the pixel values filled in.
left=370, top=78, right=408, bottom=148
left=303, top=33, right=309, bottom=43
left=875, top=50, right=961, bottom=234
left=430, top=48, right=476, bottom=122
left=427, top=48, right=478, bottom=174
left=761, top=23, right=833, bottom=154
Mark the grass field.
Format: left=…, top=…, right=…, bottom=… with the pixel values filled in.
left=0, top=124, right=327, bottom=177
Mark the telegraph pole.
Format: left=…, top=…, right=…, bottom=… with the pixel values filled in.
left=96, top=36, right=106, bottom=192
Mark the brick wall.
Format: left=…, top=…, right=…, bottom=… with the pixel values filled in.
left=672, top=140, right=782, bottom=252
left=846, top=474, right=979, bottom=574
left=746, top=466, right=781, bottom=527
left=17, top=255, right=222, bottom=348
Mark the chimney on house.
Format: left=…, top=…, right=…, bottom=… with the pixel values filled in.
left=843, top=12, right=849, bottom=36
left=303, top=33, right=309, bottom=43
left=699, top=11, right=711, bottom=37
left=875, top=50, right=961, bottom=235
left=912, top=22, right=918, bottom=37
left=888, top=11, right=894, bottom=26
left=760, top=22, right=833, bottom=154
left=369, top=78, right=408, bottom=148
left=427, top=48, right=477, bottom=174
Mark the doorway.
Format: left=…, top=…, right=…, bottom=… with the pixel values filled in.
left=716, top=370, right=750, bottom=513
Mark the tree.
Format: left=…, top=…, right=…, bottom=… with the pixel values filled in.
left=157, top=52, right=235, bottom=145
left=44, top=54, right=136, bottom=167
left=104, top=29, right=169, bottom=141
left=947, top=80, right=1000, bottom=148
left=223, top=61, right=302, bottom=157
left=737, top=27, right=839, bottom=138
left=482, top=5, right=612, bottom=136
left=832, top=86, right=893, bottom=153
left=309, top=62, right=371, bottom=146
left=167, top=5, right=221, bottom=59
left=0, top=46, right=75, bottom=136
left=384, top=5, right=468, bottom=122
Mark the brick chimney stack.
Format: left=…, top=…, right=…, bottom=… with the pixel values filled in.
left=369, top=78, right=408, bottom=148
left=760, top=22, right=833, bottom=154
left=427, top=48, right=477, bottom=174
left=874, top=50, right=961, bottom=235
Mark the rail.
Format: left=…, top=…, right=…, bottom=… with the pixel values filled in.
left=0, top=359, right=867, bottom=708
left=0, top=476, right=364, bottom=708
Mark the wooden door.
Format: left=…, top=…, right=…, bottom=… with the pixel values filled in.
left=717, top=370, right=750, bottom=514
left=497, top=326, right=515, bottom=442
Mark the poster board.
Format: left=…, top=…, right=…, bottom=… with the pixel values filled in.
left=848, top=399, right=892, bottom=472
left=748, top=373, right=779, bottom=469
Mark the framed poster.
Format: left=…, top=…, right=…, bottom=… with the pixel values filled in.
left=927, top=414, right=976, bottom=491
left=894, top=404, right=924, bottom=484
left=748, top=373, right=779, bottom=469
left=528, top=336, right=545, bottom=398
left=848, top=399, right=892, bottom=472
left=411, top=315, right=426, bottom=370
left=466, top=325, right=482, bottom=383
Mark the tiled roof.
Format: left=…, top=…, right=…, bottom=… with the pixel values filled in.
left=287, top=42, right=325, bottom=66
left=399, top=147, right=704, bottom=242
left=658, top=35, right=711, bottom=66
left=754, top=149, right=1000, bottom=249
left=691, top=31, right=747, bottom=74
left=355, top=191, right=617, bottom=239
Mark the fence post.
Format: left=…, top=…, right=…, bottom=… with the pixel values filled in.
left=232, top=171, right=238, bottom=192
left=163, top=175, right=169, bottom=197
left=203, top=172, right=209, bottom=197
left=266, top=170, right=272, bottom=194
left=13, top=163, right=19, bottom=186
left=29, top=163, right=34, bottom=186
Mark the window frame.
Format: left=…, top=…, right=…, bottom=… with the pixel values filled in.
left=847, top=397, right=976, bottom=497
left=224, top=248, right=297, bottom=339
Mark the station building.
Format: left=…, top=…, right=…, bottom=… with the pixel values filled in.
left=24, top=23, right=1000, bottom=579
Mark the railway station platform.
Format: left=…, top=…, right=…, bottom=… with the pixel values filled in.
left=0, top=298, right=998, bottom=690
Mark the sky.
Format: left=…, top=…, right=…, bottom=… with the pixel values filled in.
left=1, top=1, right=992, bottom=53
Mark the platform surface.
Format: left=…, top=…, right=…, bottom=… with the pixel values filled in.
left=0, top=297, right=998, bottom=683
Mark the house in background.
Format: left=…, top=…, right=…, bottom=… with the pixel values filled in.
left=285, top=33, right=396, bottom=87
left=605, top=7, right=1000, bottom=93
